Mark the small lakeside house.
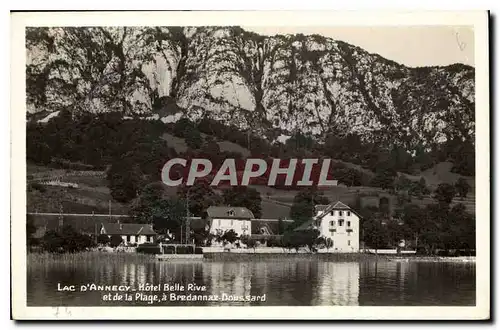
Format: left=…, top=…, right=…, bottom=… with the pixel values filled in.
left=295, top=201, right=361, bottom=252
left=100, top=223, right=157, bottom=245
left=204, top=206, right=253, bottom=237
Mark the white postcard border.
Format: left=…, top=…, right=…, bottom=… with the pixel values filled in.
left=10, top=10, right=490, bottom=320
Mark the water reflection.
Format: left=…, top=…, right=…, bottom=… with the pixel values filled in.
left=313, top=262, right=359, bottom=305
left=27, top=259, right=475, bottom=306
left=359, top=261, right=475, bottom=306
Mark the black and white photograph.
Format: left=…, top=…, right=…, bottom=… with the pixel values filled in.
left=10, top=10, right=490, bottom=320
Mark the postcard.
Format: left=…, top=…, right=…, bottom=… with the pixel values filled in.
left=11, top=10, right=490, bottom=320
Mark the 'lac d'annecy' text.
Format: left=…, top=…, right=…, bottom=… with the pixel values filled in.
left=58, top=282, right=267, bottom=304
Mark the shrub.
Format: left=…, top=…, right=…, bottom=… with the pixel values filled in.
left=176, top=246, right=194, bottom=254
left=163, top=246, right=175, bottom=254
left=97, top=234, right=110, bottom=245
left=41, top=226, right=95, bottom=253
left=109, top=235, right=123, bottom=248
left=266, top=236, right=283, bottom=247
left=136, top=243, right=161, bottom=254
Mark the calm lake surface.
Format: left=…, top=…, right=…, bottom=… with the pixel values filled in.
left=27, top=259, right=475, bottom=306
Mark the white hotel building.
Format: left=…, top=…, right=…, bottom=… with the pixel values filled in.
left=295, top=201, right=361, bottom=252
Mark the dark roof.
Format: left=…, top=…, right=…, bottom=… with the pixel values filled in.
left=102, top=223, right=157, bottom=235
left=28, top=214, right=136, bottom=234
left=206, top=206, right=254, bottom=219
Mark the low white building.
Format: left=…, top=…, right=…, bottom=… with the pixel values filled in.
left=205, top=206, right=253, bottom=237
left=295, top=201, right=361, bottom=252
left=100, top=223, right=157, bottom=245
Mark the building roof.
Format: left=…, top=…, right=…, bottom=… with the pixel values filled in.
left=314, top=201, right=351, bottom=212
left=28, top=214, right=137, bottom=235
left=101, top=223, right=157, bottom=236
left=295, top=201, right=361, bottom=232
left=205, top=206, right=255, bottom=219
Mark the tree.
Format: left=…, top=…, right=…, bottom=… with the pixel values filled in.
left=221, top=229, right=239, bottom=245
left=240, top=235, right=256, bottom=251
left=131, top=182, right=186, bottom=238
left=414, top=144, right=434, bottom=171
left=110, top=235, right=123, bottom=248
left=282, top=229, right=320, bottom=252
left=395, top=175, right=412, bottom=192
left=42, top=226, right=95, bottom=253
left=185, top=127, right=203, bottom=150
left=282, top=231, right=301, bottom=252
left=222, top=186, right=262, bottom=218
left=173, top=118, right=195, bottom=137
left=177, top=180, right=221, bottom=216
left=332, top=166, right=364, bottom=187
left=369, top=168, right=396, bottom=190
left=434, top=183, right=456, bottom=205
left=201, top=137, right=222, bottom=166
left=290, top=188, right=329, bottom=228
left=388, top=145, right=413, bottom=172
left=107, top=159, right=142, bottom=203
left=401, top=204, right=427, bottom=237
left=151, top=199, right=186, bottom=237
left=409, top=177, right=430, bottom=199
left=59, top=225, right=95, bottom=253
left=361, top=218, right=390, bottom=250
left=191, top=228, right=210, bottom=246
left=455, top=178, right=471, bottom=199
left=41, top=230, right=64, bottom=253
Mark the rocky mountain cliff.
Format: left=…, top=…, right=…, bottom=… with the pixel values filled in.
left=26, top=26, right=475, bottom=151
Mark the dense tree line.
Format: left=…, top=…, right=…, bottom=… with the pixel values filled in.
left=358, top=191, right=475, bottom=254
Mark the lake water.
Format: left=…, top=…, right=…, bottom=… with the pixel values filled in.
left=27, top=259, right=476, bottom=306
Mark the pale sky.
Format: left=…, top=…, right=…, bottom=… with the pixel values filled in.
left=243, top=26, right=475, bottom=68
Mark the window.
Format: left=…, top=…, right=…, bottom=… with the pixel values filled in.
left=228, top=209, right=235, bottom=216
left=348, top=240, right=351, bottom=246
left=218, top=219, right=221, bottom=226
left=339, top=211, right=343, bottom=216
left=231, top=219, right=234, bottom=226
left=338, top=219, right=344, bottom=226
left=329, top=220, right=335, bottom=226
left=347, top=221, right=351, bottom=227
left=329, top=228, right=336, bottom=233
left=330, top=211, right=334, bottom=216
left=347, top=211, right=351, bottom=216
left=127, top=235, right=131, bottom=242
left=347, top=232, right=351, bottom=236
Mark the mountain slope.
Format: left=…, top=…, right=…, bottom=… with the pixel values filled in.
left=26, top=26, right=475, bottom=151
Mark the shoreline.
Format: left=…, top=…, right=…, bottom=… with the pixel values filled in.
left=203, top=252, right=476, bottom=262
left=27, top=251, right=476, bottom=264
